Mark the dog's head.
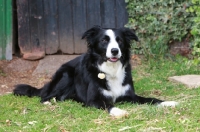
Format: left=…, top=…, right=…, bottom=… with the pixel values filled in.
left=82, top=25, right=138, bottom=62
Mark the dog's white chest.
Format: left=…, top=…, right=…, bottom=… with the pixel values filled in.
left=98, top=62, right=130, bottom=102
left=103, top=78, right=130, bottom=102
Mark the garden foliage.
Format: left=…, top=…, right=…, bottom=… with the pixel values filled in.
left=187, top=0, right=200, bottom=64
left=126, top=0, right=199, bottom=59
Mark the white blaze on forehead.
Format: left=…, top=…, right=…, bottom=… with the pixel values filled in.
left=105, top=29, right=121, bottom=58
left=105, top=29, right=116, bottom=41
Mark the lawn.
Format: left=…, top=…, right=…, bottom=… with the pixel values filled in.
left=0, top=57, right=200, bottom=132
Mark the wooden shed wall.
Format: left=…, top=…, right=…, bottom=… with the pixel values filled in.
left=17, top=0, right=128, bottom=57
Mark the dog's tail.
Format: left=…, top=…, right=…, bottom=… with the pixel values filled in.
left=13, top=84, right=42, bottom=97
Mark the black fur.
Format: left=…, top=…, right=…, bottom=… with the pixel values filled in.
left=13, top=26, right=163, bottom=113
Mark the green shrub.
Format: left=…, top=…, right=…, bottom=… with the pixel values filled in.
left=187, top=0, right=200, bottom=65
left=126, top=0, right=193, bottom=58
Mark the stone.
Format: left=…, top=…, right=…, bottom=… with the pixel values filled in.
left=32, top=55, right=79, bottom=77
left=23, top=51, right=45, bottom=60
left=168, top=75, right=200, bottom=88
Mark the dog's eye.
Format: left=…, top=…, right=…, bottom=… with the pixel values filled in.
left=118, top=40, right=122, bottom=44
left=116, top=38, right=122, bottom=44
left=101, top=39, right=107, bottom=43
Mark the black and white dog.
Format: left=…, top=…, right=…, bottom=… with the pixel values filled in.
left=14, top=26, right=178, bottom=117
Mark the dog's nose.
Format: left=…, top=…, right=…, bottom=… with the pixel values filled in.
left=111, top=48, right=119, bottom=56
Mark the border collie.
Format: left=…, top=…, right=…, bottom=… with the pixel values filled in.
left=13, top=26, right=178, bottom=117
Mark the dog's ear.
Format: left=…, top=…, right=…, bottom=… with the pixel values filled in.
left=121, top=27, right=139, bottom=43
left=82, top=25, right=101, bottom=40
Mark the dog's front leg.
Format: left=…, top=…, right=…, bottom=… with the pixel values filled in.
left=86, top=99, right=128, bottom=118
left=86, top=84, right=114, bottom=110
left=86, top=83, right=128, bottom=118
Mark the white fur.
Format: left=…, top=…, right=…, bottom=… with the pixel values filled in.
left=102, top=84, right=130, bottom=103
left=109, top=107, right=128, bottom=117
left=43, top=101, right=52, bottom=105
left=105, top=29, right=121, bottom=58
left=98, top=60, right=129, bottom=103
left=158, top=101, right=178, bottom=107
left=98, top=61, right=124, bottom=78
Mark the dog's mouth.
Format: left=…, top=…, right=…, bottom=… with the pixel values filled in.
left=107, top=57, right=119, bottom=62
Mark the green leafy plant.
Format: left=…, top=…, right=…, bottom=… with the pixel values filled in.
left=126, top=0, right=193, bottom=58
left=187, top=0, right=200, bottom=65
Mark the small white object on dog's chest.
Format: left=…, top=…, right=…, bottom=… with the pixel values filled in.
left=98, top=73, right=106, bottom=79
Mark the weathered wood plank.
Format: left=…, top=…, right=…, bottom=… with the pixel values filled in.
left=86, top=0, right=101, bottom=28
left=116, top=0, right=128, bottom=28
left=17, top=0, right=31, bottom=53
left=43, top=0, right=59, bottom=54
left=58, top=0, right=74, bottom=54
left=100, top=0, right=116, bottom=28
left=73, top=0, right=87, bottom=54
left=29, top=0, right=45, bottom=57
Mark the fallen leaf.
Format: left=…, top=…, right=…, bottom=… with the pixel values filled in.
left=59, top=126, right=70, bottom=132
left=6, top=119, right=11, bottom=126
left=28, top=121, right=37, bottom=125
left=119, top=126, right=132, bottom=132
left=93, top=119, right=105, bottom=125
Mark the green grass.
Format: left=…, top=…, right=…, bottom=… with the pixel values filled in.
left=0, top=69, right=6, bottom=77
left=0, top=57, right=200, bottom=132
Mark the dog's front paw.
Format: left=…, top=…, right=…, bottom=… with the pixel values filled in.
left=43, top=101, right=52, bottom=105
left=158, top=101, right=178, bottom=107
left=109, top=107, right=128, bottom=118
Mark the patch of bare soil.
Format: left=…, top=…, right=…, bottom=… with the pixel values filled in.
left=0, top=56, right=50, bottom=95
